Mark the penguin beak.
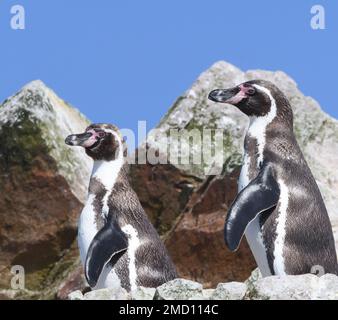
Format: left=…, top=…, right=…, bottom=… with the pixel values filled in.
left=65, top=132, right=95, bottom=147
left=208, top=87, right=240, bottom=104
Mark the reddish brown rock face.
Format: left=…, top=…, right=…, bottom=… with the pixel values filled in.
left=56, top=264, right=86, bottom=300
left=0, top=153, right=82, bottom=292
left=165, top=212, right=256, bottom=287
left=131, top=159, right=257, bottom=288
left=129, top=162, right=202, bottom=235
left=165, top=169, right=256, bottom=287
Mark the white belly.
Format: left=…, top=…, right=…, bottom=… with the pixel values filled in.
left=78, top=198, right=141, bottom=290
left=239, top=154, right=272, bottom=277
left=245, top=217, right=272, bottom=277
left=78, top=194, right=123, bottom=290
left=94, top=265, right=122, bottom=290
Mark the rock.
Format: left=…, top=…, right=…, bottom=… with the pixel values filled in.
left=83, top=288, right=131, bottom=300
left=211, top=282, right=247, bottom=300
left=312, top=274, right=338, bottom=300
left=165, top=169, right=256, bottom=287
left=68, top=290, right=83, bottom=300
left=0, top=290, right=20, bottom=300
left=143, top=61, right=247, bottom=178
left=0, top=80, right=92, bottom=200
left=0, top=289, right=40, bottom=300
left=67, top=273, right=338, bottom=301
left=0, top=81, right=91, bottom=298
left=130, top=162, right=201, bottom=235
left=154, top=278, right=204, bottom=300
left=245, top=274, right=338, bottom=300
left=245, top=268, right=263, bottom=290
left=202, top=289, right=215, bottom=300
left=131, top=287, right=156, bottom=300
left=56, top=264, right=87, bottom=300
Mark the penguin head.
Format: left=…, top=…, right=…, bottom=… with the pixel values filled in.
left=65, top=123, right=126, bottom=161
left=208, top=80, right=292, bottom=119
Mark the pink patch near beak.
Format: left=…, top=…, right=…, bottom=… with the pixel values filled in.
left=82, top=129, right=101, bottom=148
left=225, top=84, right=251, bottom=104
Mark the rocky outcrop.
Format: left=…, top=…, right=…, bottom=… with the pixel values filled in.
left=246, top=273, right=338, bottom=300
left=0, top=81, right=91, bottom=299
left=129, top=160, right=201, bottom=235
left=68, top=272, right=338, bottom=300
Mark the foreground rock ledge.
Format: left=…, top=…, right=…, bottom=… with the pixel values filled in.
left=68, top=272, right=338, bottom=300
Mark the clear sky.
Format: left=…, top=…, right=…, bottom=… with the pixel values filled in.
left=0, top=0, right=337, bottom=135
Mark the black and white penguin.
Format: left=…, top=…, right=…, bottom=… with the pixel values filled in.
left=65, top=123, right=177, bottom=292
left=208, top=80, right=338, bottom=276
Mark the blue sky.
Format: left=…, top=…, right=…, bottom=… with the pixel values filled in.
left=0, top=0, right=337, bottom=135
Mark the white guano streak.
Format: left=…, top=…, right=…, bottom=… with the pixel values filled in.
left=248, top=84, right=277, bottom=168
left=273, top=179, right=289, bottom=275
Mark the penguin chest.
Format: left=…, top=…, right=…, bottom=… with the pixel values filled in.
left=78, top=194, right=99, bottom=266
left=238, top=152, right=252, bottom=191
left=77, top=194, right=123, bottom=290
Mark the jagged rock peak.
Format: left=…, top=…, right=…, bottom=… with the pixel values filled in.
left=0, top=80, right=91, bottom=202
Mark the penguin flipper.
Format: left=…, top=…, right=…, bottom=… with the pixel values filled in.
left=85, top=216, right=128, bottom=288
left=225, top=164, right=280, bottom=252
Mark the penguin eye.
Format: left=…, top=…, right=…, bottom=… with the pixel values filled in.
left=247, top=88, right=256, bottom=96
left=98, top=131, right=106, bottom=138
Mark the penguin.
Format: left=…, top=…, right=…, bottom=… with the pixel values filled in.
left=65, top=123, right=177, bottom=292
left=208, top=80, right=338, bottom=276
